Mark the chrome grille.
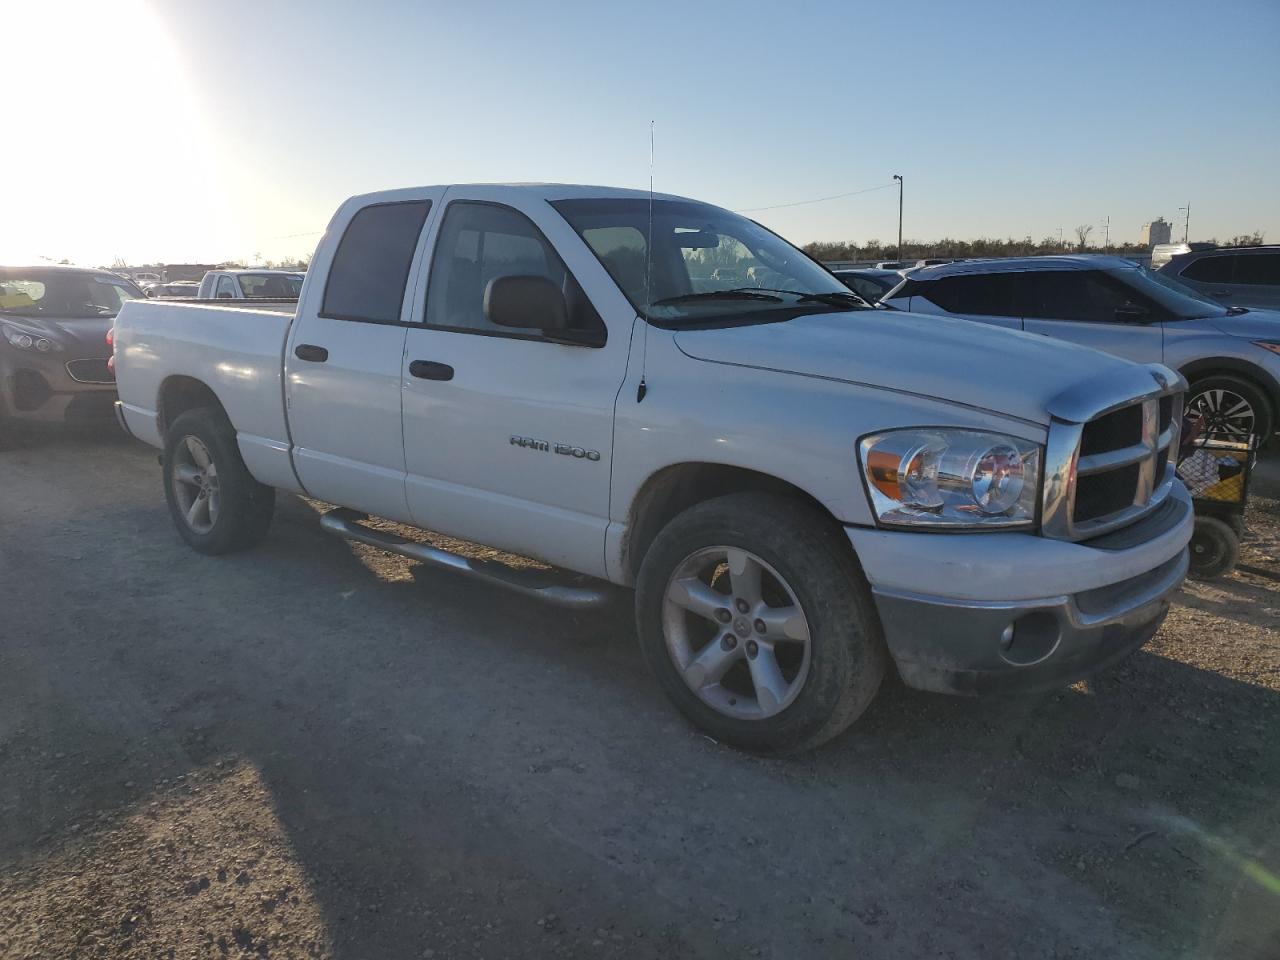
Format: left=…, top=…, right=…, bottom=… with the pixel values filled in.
left=1042, top=364, right=1185, bottom=542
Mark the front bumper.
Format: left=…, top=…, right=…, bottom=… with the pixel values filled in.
left=0, top=351, right=116, bottom=424
left=848, top=483, right=1194, bottom=696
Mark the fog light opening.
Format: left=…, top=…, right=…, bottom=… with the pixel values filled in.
left=1000, top=610, right=1061, bottom=666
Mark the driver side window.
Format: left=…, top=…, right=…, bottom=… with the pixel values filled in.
left=1025, top=271, right=1153, bottom=323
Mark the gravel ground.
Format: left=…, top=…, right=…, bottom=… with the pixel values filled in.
left=1, top=426, right=1278, bottom=959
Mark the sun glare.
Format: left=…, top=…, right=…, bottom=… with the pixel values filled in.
left=4, top=0, right=234, bottom=266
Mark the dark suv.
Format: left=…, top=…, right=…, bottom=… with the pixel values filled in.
left=1159, top=245, right=1280, bottom=312
left=0, top=266, right=141, bottom=437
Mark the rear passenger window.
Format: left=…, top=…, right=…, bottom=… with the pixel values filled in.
left=424, top=201, right=602, bottom=337
left=921, top=274, right=1021, bottom=316
left=1180, top=255, right=1235, bottom=284
left=1235, top=253, right=1280, bottom=285
left=321, top=200, right=431, bottom=323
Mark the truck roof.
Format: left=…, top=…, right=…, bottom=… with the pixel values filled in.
left=345, top=183, right=701, bottom=207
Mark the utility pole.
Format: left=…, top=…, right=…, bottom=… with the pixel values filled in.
left=892, top=175, right=903, bottom=260
left=1056, top=226, right=1063, bottom=248
left=1178, top=203, right=1190, bottom=243
left=1101, top=216, right=1110, bottom=251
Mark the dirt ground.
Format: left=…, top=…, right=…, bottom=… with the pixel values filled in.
left=1, top=426, right=1278, bottom=959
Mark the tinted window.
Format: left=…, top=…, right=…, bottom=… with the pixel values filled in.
left=918, top=273, right=1021, bottom=316
left=1235, top=253, right=1280, bottom=285
left=321, top=200, right=431, bottom=323
left=1181, top=255, right=1235, bottom=284
left=1025, top=270, right=1155, bottom=322
left=425, top=201, right=601, bottom=337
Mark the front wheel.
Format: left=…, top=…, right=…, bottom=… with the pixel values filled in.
left=1186, top=375, right=1272, bottom=443
left=1188, top=515, right=1239, bottom=581
left=635, top=493, right=887, bottom=753
left=162, top=407, right=275, bottom=555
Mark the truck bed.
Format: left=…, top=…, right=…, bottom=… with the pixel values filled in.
left=113, top=299, right=298, bottom=490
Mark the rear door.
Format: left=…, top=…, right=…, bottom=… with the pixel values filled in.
left=284, top=191, right=440, bottom=521
left=1020, top=269, right=1164, bottom=364
left=398, top=189, right=630, bottom=577
left=1174, top=252, right=1239, bottom=305
left=1229, top=252, right=1280, bottom=309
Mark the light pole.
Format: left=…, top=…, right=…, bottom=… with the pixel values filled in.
left=892, top=174, right=903, bottom=261
left=1101, top=215, right=1110, bottom=251
left=1178, top=203, right=1191, bottom=243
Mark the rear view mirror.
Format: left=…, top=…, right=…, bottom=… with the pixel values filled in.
left=484, top=275, right=568, bottom=332
left=675, top=230, right=721, bottom=249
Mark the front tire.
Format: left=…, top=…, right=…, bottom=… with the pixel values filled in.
left=162, top=407, right=275, bottom=555
left=1186, top=374, right=1272, bottom=443
left=635, top=493, right=887, bottom=753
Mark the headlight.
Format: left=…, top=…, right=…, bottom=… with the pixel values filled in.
left=1, top=321, right=63, bottom=353
left=859, top=428, right=1041, bottom=529
left=1252, top=340, right=1280, bottom=356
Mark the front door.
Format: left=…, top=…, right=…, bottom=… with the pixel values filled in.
left=284, top=192, right=440, bottom=521
left=1020, top=269, right=1165, bottom=364
left=399, top=192, right=630, bottom=578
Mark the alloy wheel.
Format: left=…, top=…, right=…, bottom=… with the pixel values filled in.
left=661, top=546, right=812, bottom=720
left=1187, top=387, right=1255, bottom=440
left=170, top=435, right=220, bottom=535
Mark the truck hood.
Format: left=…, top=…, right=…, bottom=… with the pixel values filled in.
left=672, top=309, right=1138, bottom=426
left=1203, top=308, right=1280, bottom=340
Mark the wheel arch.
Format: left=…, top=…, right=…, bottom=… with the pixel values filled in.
left=1179, top=357, right=1280, bottom=407
left=156, top=375, right=229, bottom=437
left=622, top=462, right=847, bottom=581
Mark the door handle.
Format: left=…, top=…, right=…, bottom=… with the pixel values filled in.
left=409, top=360, right=454, bottom=381
left=294, top=343, right=329, bottom=362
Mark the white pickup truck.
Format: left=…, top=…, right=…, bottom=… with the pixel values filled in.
left=113, top=184, right=1192, bottom=752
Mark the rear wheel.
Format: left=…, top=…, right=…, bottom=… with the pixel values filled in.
left=635, top=493, right=887, bottom=753
left=1186, top=374, right=1272, bottom=443
left=162, top=407, right=274, bottom=554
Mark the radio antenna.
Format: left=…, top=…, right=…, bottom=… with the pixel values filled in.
left=637, top=120, right=654, bottom=403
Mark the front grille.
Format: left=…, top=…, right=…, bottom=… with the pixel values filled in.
left=1042, top=367, right=1184, bottom=542
left=65, top=358, right=114, bottom=384
left=1076, top=464, right=1140, bottom=522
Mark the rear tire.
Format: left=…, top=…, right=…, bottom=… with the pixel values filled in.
left=162, top=407, right=274, bottom=555
left=635, top=493, right=887, bottom=754
left=1188, top=515, right=1239, bottom=581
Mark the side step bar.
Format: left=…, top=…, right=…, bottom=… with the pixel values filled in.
left=318, top=508, right=616, bottom=611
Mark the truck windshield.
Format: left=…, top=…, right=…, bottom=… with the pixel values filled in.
left=552, top=198, right=861, bottom=325
left=0, top=269, right=141, bottom=318
left=1110, top=266, right=1228, bottom=320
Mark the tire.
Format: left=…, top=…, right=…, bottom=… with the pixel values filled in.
left=1187, top=515, right=1239, bottom=581
left=635, top=492, right=887, bottom=753
left=162, top=406, right=275, bottom=555
left=1186, top=374, right=1272, bottom=444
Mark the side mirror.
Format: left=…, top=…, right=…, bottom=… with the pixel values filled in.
left=1114, top=303, right=1150, bottom=323
left=484, top=275, right=568, bottom=332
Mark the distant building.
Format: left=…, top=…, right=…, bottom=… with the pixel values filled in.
left=1140, top=218, right=1172, bottom=248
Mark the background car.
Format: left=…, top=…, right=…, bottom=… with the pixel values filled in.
left=1158, top=245, right=1280, bottom=311
left=882, top=255, right=1280, bottom=440
left=0, top=265, right=141, bottom=436
left=143, top=282, right=201, bottom=299
left=830, top=267, right=904, bottom=304
left=196, top=269, right=305, bottom=299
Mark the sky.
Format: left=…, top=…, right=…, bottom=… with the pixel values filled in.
left=7, top=0, right=1279, bottom=266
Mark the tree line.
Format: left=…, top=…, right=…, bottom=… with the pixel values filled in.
left=803, top=231, right=1266, bottom=263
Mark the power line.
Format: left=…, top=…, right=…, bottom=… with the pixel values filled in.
left=734, top=181, right=897, bottom=214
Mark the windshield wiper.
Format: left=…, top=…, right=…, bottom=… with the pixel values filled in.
left=652, top=288, right=784, bottom=306
left=730, top=287, right=872, bottom=309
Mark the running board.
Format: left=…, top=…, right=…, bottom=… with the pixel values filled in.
left=318, top=508, right=615, bottom=611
